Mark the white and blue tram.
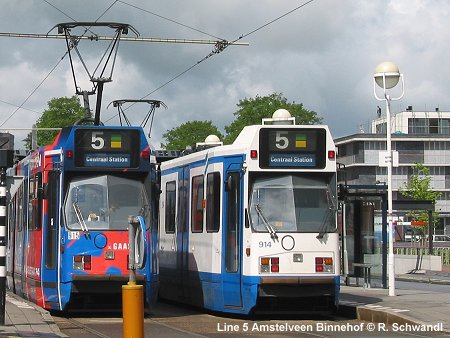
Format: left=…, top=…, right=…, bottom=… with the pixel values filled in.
left=158, top=109, right=339, bottom=314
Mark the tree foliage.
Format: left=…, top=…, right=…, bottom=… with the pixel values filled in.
left=25, top=96, right=86, bottom=149
left=223, top=92, right=322, bottom=144
left=399, top=162, right=441, bottom=238
left=162, top=120, right=223, bottom=150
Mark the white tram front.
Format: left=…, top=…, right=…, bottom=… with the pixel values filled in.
left=158, top=110, right=339, bottom=314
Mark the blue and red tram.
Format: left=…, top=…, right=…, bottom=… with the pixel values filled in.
left=6, top=126, right=159, bottom=311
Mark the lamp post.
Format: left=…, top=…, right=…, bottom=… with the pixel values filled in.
left=373, top=61, right=404, bottom=297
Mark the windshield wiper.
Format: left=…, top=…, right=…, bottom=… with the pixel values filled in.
left=317, top=186, right=337, bottom=239
left=255, top=204, right=278, bottom=242
left=73, top=202, right=91, bottom=239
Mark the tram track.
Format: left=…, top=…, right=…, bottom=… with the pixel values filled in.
left=53, top=316, right=113, bottom=338
left=52, top=300, right=359, bottom=338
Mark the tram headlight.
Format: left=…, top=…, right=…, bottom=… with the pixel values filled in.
left=73, top=255, right=92, bottom=270
left=324, top=257, right=333, bottom=265
left=260, top=257, right=270, bottom=265
left=260, top=256, right=280, bottom=273
left=261, top=265, right=270, bottom=273
left=315, top=256, right=333, bottom=273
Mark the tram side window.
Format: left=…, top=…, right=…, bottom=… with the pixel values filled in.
left=15, top=185, right=23, bottom=232
left=191, top=175, right=204, bottom=233
left=28, top=173, right=42, bottom=230
left=206, top=172, right=220, bottom=232
left=165, top=181, right=176, bottom=233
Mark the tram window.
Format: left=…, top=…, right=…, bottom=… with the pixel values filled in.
left=165, top=181, right=176, bottom=233
left=15, top=186, right=23, bottom=232
left=191, top=175, right=204, bottom=233
left=28, top=173, right=42, bottom=230
left=206, top=172, right=220, bottom=232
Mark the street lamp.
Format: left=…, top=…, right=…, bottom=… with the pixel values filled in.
left=373, top=61, right=404, bottom=297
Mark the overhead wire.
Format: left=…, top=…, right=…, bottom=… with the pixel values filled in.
left=234, top=0, right=315, bottom=42
left=42, top=0, right=78, bottom=22
left=0, top=53, right=68, bottom=127
left=117, top=0, right=223, bottom=40
left=1, top=0, right=315, bottom=127
left=0, top=0, right=119, bottom=128
left=108, top=0, right=316, bottom=125
left=0, top=99, right=41, bottom=114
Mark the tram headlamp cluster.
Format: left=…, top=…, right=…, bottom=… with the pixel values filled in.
left=315, top=257, right=333, bottom=273
left=260, top=256, right=279, bottom=273
left=73, top=255, right=91, bottom=270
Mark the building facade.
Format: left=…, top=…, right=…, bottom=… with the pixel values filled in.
left=335, top=110, right=450, bottom=235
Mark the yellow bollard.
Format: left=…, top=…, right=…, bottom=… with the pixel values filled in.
left=122, top=281, right=144, bottom=338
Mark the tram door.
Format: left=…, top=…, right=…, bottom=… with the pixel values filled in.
left=222, top=168, right=243, bottom=308
left=41, top=154, right=61, bottom=308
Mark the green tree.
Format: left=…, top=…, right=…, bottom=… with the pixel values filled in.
left=399, top=162, right=441, bottom=240
left=223, top=92, right=322, bottom=144
left=162, top=120, right=223, bottom=150
left=25, top=96, right=86, bottom=149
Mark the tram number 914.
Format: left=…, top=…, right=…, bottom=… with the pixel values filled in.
left=258, top=241, right=272, bottom=248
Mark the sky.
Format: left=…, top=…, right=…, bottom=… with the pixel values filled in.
left=0, top=0, right=449, bottom=148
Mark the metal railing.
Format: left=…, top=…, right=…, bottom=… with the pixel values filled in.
left=394, top=247, right=450, bottom=266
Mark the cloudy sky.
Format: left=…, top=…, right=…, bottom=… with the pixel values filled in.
left=0, top=0, right=449, bottom=148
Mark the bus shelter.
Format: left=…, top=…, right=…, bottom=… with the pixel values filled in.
left=339, top=183, right=434, bottom=288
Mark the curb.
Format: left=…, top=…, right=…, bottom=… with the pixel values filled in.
left=338, top=302, right=450, bottom=334
left=6, top=292, right=67, bottom=337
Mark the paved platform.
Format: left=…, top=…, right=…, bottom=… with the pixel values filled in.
left=0, top=292, right=66, bottom=337
left=339, top=270, right=450, bottom=333
left=0, top=271, right=449, bottom=337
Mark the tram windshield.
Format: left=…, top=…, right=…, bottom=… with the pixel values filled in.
left=249, top=174, right=337, bottom=233
left=64, top=175, right=149, bottom=231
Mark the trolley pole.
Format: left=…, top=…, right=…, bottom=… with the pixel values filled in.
left=122, top=216, right=144, bottom=338
left=0, top=150, right=13, bottom=326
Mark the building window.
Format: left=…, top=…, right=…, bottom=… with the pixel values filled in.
left=408, top=118, right=427, bottom=134
left=376, top=122, right=387, bottom=134
left=440, top=119, right=450, bottom=134
left=430, top=118, right=439, bottom=134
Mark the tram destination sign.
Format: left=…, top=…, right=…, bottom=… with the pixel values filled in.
left=259, top=128, right=326, bottom=169
left=83, top=153, right=131, bottom=167
left=74, top=129, right=140, bottom=168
